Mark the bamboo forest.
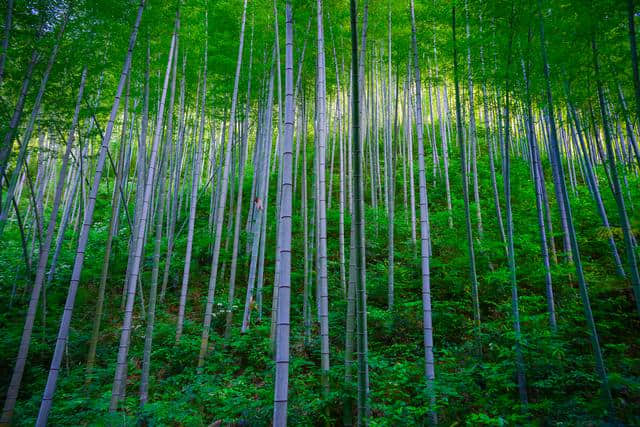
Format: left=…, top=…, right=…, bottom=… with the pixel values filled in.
left=2, top=0, right=640, bottom=425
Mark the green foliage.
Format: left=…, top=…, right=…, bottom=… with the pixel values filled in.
left=1, top=0, right=640, bottom=425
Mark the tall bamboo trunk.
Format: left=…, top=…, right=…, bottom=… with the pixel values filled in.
left=386, top=3, right=395, bottom=313
left=521, top=56, right=557, bottom=331
left=224, top=19, right=254, bottom=341
left=410, top=0, right=436, bottom=422
left=109, top=23, right=176, bottom=411
left=465, top=1, right=483, bottom=237
left=139, top=15, right=180, bottom=407
left=272, top=2, right=294, bottom=424
left=453, top=3, right=481, bottom=355
left=175, top=48, right=206, bottom=343
left=315, top=0, right=330, bottom=401
left=198, top=0, right=248, bottom=368
left=500, top=7, right=529, bottom=407
left=160, top=53, right=187, bottom=303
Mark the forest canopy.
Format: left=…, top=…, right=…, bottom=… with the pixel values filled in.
left=0, top=0, right=639, bottom=425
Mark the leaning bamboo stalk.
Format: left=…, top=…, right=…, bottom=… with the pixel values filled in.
left=1, top=67, right=86, bottom=426
left=35, top=3, right=145, bottom=424
left=109, top=21, right=176, bottom=411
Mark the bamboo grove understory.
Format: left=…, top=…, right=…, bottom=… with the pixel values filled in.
left=0, top=0, right=639, bottom=425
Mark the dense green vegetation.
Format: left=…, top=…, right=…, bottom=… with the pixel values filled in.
left=0, top=0, right=639, bottom=425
